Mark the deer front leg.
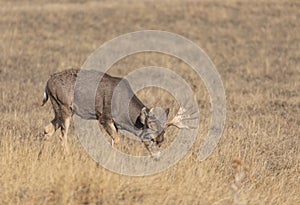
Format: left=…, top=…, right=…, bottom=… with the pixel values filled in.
left=102, top=119, right=120, bottom=149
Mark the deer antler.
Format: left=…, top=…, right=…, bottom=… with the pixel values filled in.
left=165, top=107, right=198, bottom=129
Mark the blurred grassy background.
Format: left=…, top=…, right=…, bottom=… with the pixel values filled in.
left=0, top=0, right=299, bottom=204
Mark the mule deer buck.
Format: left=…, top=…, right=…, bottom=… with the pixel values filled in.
left=42, top=68, right=195, bottom=158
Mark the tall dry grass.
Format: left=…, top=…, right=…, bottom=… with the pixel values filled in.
left=0, top=0, right=299, bottom=204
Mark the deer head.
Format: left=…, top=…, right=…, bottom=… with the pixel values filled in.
left=138, top=106, right=197, bottom=159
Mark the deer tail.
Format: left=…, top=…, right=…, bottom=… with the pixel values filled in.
left=41, top=82, right=49, bottom=106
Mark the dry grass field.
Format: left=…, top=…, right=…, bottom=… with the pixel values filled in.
left=0, top=0, right=299, bottom=204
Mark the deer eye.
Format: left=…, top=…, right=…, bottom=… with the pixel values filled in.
left=156, top=131, right=164, bottom=144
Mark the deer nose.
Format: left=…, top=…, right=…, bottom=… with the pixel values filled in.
left=152, top=151, right=161, bottom=160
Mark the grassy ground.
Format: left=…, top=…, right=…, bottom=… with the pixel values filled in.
left=0, top=0, right=299, bottom=204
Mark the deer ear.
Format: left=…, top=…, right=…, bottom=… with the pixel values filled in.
left=139, top=107, right=148, bottom=125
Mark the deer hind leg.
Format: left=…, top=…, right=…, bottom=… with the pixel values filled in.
left=60, top=110, right=72, bottom=155
left=44, top=98, right=61, bottom=139
left=102, top=119, right=120, bottom=149
left=44, top=118, right=60, bottom=140
left=39, top=119, right=59, bottom=159
left=40, top=110, right=61, bottom=159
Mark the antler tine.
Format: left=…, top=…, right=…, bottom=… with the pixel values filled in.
left=165, top=106, right=198, bottom=129
left=179, top=107, right=198, bottom=120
